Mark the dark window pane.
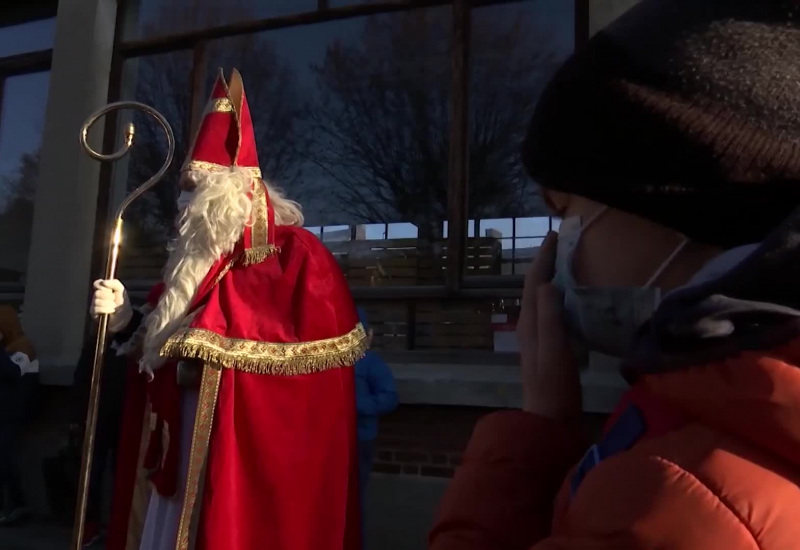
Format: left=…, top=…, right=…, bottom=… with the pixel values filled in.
left=0, top=71, right=50, bottom=283
left=465, top=0, right=573, bottom=281
left=203, top=7, right=452, bottom=287
left=329, top=0, right=384, bottom=6
left=114, top=51, right=194, bottom=281
left=0, top=18, right=56, bottom=57
left=122, top=0, right=317, bottom=41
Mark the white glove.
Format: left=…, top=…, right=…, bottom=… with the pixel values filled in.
left=91, top=279, right=133, bottom=333
left=10, top=352, right=39, bottom=376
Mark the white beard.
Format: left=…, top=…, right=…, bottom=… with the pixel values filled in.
left=140, top=167, right=254, bottom=373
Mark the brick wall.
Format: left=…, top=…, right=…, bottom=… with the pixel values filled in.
left=372, top=404, right=610, bottom=479
left=373, top=404, right=493, bottom=478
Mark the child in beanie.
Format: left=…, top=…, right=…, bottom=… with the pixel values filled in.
left=432, top=1, right=800, bottom=549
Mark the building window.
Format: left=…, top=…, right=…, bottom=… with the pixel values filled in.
left=109, top=0, right=583, bottom=355
left=122, top=0, right=317, bottom=41
left=0, top=71, right=51, bottom=284
left=114, top=50, right=194, bottom=281
left=197, top=7, right=453, bottom=289
left=464, top=0, right=574, bottom=281
left=0, top=17, right=56, bottom=57
left=308, top=8, right=452, bottom=288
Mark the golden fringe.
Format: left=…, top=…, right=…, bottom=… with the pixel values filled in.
left=161, top=323, right=368, bottom=375
left=212, top=254, right=241, bottom=287
left=176, top=364, right=221, bottom=550
left=241, top=245, right=280, bottom=266
left=185, top=160, right=262, bottom=179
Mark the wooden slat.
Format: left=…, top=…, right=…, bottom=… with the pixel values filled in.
left=330, top=235, right=500, bottom=285
left=348, top=257, right=419, bottom=268
left=416, top=323, right=489, bottom=336
left=415, top=314, right=490, bottom=325
left=416, top=300, right=489, bottom=312
left=118, top=246, right=168, bottom=282
left=415, top=335, right=492, bottom=349
left=371, top=337, right=407, bottom=351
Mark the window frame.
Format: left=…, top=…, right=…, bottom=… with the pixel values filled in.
left=0, top=12, right=56, bottom=302
left=97, top=0, right=589, bottom=352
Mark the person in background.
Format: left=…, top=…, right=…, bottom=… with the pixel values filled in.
left=355, top=308, right=398, bottom=538
left=0, top=305, right=39, bottom=526
left=430, top=1, right=800, bottom=549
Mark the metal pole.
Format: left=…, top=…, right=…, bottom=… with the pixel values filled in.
left=70, top=101, right=175, bottom=550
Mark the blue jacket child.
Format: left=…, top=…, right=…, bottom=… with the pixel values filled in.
left=355, top=308, right=398, bottom=546
left=355, top=308, right=398, bottom=442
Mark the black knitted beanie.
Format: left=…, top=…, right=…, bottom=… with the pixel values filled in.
left=522, top=0, right=800, bottom=248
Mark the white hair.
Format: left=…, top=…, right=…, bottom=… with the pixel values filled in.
left=266, top=178, right=304, bottom=228
left=141, top=167, right=303, bottom=373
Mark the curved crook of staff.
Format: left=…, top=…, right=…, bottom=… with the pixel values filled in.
left=70, top=101, right=175, bottom=550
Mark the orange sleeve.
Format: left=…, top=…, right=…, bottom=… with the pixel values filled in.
left=429, top=411, right=586, bottom=550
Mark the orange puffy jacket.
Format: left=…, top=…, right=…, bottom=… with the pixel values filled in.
left=430, top=338, right=800, bottom=550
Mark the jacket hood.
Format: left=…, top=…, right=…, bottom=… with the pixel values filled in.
left=625, top=205, right=800, bottom=467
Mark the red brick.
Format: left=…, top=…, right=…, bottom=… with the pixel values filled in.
left=377, top=450, right=393, bottom=462
left=395, top=451, right=429, bottom=464
left=374, top=405, right=492, bottom=468
left=373, top=463, right=402, bottom=474
left=421, top=466, right=455, bottom=478
left=371, top=406, right=608, bottom=478
left=431, top=453, right=448, bottom=465
left=377, top=436, right=421, bottom=450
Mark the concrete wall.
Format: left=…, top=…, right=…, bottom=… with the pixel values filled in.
left=391, top=355, right=627, bottom=414
left=22, top=0, right=118, bottom=385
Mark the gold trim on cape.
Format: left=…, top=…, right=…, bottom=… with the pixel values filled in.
left=176, top=364, right=222, bottom=550
left=206, top=97, right=233, bottom=114
left=241, top=245, right=279, bottom=266
left=183, top=160, right=262, bottom=179
left=162, top=324, right=368, bottom=375
left=212, top=253, right=241, bottom=287
left=125, top=403, right=153, bottom=550
left=242, top=180, right=276, bottom=265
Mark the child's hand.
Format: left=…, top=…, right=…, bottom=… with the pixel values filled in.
left=517, top=232, right=581, bottom=419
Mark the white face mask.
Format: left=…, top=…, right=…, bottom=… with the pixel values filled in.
left=552, top=207, right=688, bottom=358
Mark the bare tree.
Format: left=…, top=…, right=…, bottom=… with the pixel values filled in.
left=0, top=149, right=39, bottom=281
left=0, top=148, right=40, bottom=210
left=308, top=7, right=560, bottom=240
left=124, top=0, right=307, bottom=245
left=122, top=50, right=192, bottom=245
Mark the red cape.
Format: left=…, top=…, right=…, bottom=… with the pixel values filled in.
left=108, top=227, right=364, bottom=550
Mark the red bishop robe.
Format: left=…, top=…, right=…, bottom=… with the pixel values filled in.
left=107, top=225, right=365, bottom=550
